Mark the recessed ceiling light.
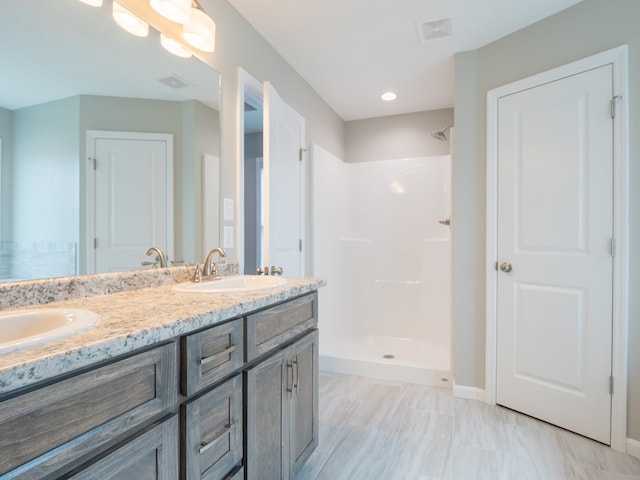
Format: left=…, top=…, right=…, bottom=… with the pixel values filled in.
left=381, top=92, right=397, bottom=101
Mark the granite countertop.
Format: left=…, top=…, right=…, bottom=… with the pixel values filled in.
left=0, top=276, right=325, bottom=395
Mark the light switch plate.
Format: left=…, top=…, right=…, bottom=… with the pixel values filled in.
left=224, top=198, right=234, bottom=221
left=223, top=226, right=234, bottom=249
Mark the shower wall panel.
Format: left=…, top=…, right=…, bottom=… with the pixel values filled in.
left=311, top=143, right=451, bottom=365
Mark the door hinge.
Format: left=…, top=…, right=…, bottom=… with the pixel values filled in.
left=611, top=237, right=616, bottom=257
left=299, top=147, right=307, bottom=161
left=609, top=375, right=614, bottom=395
left=610, top=95, right=622, bottom=118
left=299, top=239, right=303, bottom=252
left=94, top=238, right=98, bottom=249
left=89, top=157, right=97, bottom=170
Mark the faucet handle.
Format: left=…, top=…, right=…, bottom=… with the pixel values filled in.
left=270, top=266, right=283, bottom=276
left=192, top=263, right=203, bottom=283
left=141, top=260, right=158, bottom=268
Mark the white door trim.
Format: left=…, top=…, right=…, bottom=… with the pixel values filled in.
left=485, top=45, right=629, bottom=452
left=85, top=130, right=174, bottom=274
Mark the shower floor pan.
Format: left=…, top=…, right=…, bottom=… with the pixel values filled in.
left=319, top=334, right=451, bottom=387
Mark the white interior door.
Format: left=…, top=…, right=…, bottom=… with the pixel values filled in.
left=89, top=131, right=173, bottom=273
left=496, top=64, right=614, bottom=443
left=263, top=82, right=306, bottom=277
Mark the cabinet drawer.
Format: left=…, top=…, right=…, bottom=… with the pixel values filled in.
left=0, top=342, right=178, bottom=479
left=182, top=375, right=243, bottom=480
left=246, top=292, right=317, bottom=361
left=70, top=415, right=179, bottom=479
left=182, top=318, right=243, bottom=396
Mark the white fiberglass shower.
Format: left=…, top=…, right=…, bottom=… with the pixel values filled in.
left=311, top=144, right=451, bottom=386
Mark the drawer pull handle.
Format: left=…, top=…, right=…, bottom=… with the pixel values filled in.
left=200, top=345, right=237, bottom=366
left=199, top=421, right=238, bottom=454
left=286, top=360, right=294, bottom=393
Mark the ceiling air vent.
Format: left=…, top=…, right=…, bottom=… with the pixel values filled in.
left=158, top=76, right=189, bottom=89
left=417, top=18, right=452, bottom=43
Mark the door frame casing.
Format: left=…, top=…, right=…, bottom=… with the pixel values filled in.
left=485, top=45, right=629, bottom=452
left=85, top=130, right=174, bottom=274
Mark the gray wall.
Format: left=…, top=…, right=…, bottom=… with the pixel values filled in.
left=453, top=0, right=640, bottom=441
left=345, top=109, right=453, bottom=163
left=12, top=97, right=79, bottom=243
left=243, top=133, right=263, bottom=274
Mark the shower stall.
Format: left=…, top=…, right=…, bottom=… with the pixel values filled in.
left=311, top=144, right=451, bottom=386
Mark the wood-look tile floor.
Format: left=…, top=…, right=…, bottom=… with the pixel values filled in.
left=296, top=372, right=640, bottom=480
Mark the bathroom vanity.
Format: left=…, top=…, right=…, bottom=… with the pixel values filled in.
left=0, top=273, right=323, bottom=480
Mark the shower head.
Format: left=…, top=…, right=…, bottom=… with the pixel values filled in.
left=431, top=125, right=453, bottom=141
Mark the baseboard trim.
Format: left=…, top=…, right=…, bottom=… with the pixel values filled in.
left=627, top=438, right=640, bottom=459
left=453, top=384, right=487, bottom=402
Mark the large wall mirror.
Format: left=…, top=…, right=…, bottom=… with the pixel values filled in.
left=0, top=0, right=221, bottom=282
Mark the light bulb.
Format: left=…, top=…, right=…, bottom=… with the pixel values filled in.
left=113, top=2, right=149, bottom=37
left=161, top=34, right=193, bottom=58
left=150, top=0, right=191, bottom=24
left=183, top=8, right=216, bottom=52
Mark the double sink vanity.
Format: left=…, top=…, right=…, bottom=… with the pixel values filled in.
left=0, top=268, right=324, bottom=479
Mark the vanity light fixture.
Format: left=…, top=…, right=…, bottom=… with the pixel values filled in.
left=113, top=2, right=149, bottom=37
left=77, top=0, right=103, bottom=6
left=381, top=92, right=397, bottom=101
left=160, top=33, right=193, bottom=58
left=183, top=4, right=216, bottom=52
left=150, top=0, right=191, bottom=24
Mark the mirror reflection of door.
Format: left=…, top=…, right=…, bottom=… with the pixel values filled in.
left=87, top=130, right=174, bottom=274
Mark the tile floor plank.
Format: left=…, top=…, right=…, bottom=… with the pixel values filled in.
left=298, top=372, right=640, bottom=480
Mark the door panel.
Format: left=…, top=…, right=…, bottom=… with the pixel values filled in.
left=496, top=64, right=613, bottom=443
left=291, top=331, right=318, bottom=475
left=93, top=134, right=171, bottom=273
left=263, top=82, right=305, bottom=276
left=245, top=349, right=289, bottom=480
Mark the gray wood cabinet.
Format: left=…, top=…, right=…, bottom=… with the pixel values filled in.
left=0, top=342, right=178, bottom=480
left=182, top=375, right=243, bottom=480
left=0, top=291, right=319, bottom=480
left=245, top=329, right=319, bottom=480
left=246, top=293, right=318, bottom=362
left=69, top=415, right=179, bottom=480
left=289, top=331, right=319, bottom=474
left=182, top=318, right=244, bottom=396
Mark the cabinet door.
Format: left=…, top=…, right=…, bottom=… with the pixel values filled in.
left=290, top=330, right=319, bottom=475
left=183, top=375, right=243, bottom=480
left=70, top=415, right=179, bottom=480
left=246, top=293, right=317, bottom=361
left=245, top=349, right=290, bottom=480
left=182, top=318, right=244, bottom=396
left=0, top=342, right=178, bottom=479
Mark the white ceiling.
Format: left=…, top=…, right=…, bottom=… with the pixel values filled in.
left=227, top=0, right=584, bottom=121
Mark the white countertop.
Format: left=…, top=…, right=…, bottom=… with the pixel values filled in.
left=0, top=277, right=325, bottom=395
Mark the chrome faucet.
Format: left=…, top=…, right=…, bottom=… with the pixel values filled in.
left=202, top=247, right=227, bottom=277
left=145, top=246, right=168, bottom=268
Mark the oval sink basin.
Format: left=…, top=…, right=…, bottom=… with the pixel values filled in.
left=0, top=308, right=100, bottom=355
left=173, top=275, right=287, bottom=294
